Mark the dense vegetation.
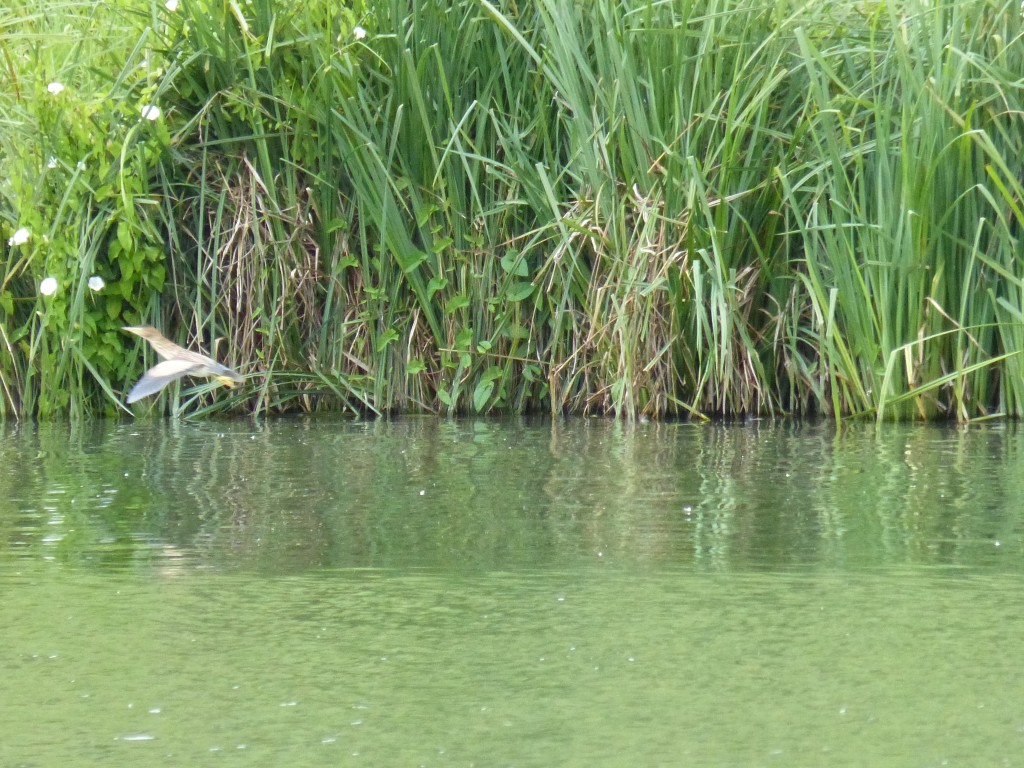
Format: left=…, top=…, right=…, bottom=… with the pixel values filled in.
left=2, top=0, right=1023, bottom=421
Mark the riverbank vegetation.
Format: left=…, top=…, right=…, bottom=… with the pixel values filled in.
left=2, top=0, right=1023, bottom=421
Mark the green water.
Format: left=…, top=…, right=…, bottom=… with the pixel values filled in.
left=2, top=418, right=1023, bottom=767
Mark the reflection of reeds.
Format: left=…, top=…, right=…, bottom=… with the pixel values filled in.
left=5, top=419, right=1021, bottom=573
left=2, top=0, right=1024, bottom=421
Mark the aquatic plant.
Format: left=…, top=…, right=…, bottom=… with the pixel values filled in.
left=2, top=0, right=1022, bottom=421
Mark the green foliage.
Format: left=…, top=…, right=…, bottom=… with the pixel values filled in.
left=0, top=0, right=168, bottom=417
left=2, top=0, right=1024, bottom=421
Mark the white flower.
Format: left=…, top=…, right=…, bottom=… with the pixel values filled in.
left=47, top=156, right=58, bottom=169
left=353, top=26, right=367, bottom=40
left=47, top=82, right=65, bottom=95
left=77, top=160, right=87, bottom=171
left=40, top=277, right=58, bottom=296
left=8, top=227, right=30, bottom=246
left=141, top=105, right=161, bottom=121
left=165, top=0, right=179, bottom=10
left=88, top=275, right=105, bottom=291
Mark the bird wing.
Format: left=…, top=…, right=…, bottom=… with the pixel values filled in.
left=126, top=359, right=201, bottom=403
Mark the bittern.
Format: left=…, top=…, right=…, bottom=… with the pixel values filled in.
left=123, top=325, right=244, bottom=404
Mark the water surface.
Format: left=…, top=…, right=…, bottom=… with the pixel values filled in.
left=2, top=418, right=1022, bottom=766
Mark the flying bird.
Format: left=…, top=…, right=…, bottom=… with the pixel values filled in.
left=123, top=325, right=244, bottom=404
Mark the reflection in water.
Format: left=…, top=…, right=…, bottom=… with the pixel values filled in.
left=2, top=418, right=1024, bottom=766
left=1, top=418, right=1021, bottom=573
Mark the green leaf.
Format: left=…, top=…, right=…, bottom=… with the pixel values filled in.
left=455, top=327, right=474, bottom=349
left=147, top=263, right=166, bottom=291
left=431, top=236, right=454, bottom=254
left=505, top=282, right=534, bottom=302
left=472, top=379, right=494, bottom=412
left=438, top=386, right=453, bottom=406
left=374, top=328, right=399, bottom=352
left=416, top=204, right=438, bottom=228
left=427, top=276, right=448, bottom=297
left=446, top=294, right=470, bottom=313
left=500, top=323, right=530, bottom=340
left=395, top=248, right=427, bottom=274
left=500, top=251, right=529, bottom=277
left=117, top=220, right=133, bottom=252
left=105, top=295, right=123, bottom=321
left=98, top=344, right=116, bottom=366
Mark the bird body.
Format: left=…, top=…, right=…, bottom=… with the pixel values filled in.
left=123, top=326, right=244, bottom=403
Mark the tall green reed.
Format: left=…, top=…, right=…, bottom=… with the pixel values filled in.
left=778, top=0, right=1024, bottom=420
